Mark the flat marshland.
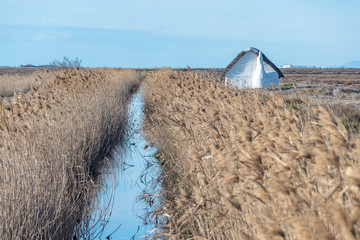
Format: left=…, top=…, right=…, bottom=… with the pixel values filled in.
left=0, top=68, right=140, bottom=239
left=0, top=67, right=58, bottom=97
left=143, top=69, right=360, bottom=239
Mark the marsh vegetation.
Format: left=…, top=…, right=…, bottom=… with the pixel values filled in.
left=143, top=69, right=360, bottom=239
left=0, top=68, right=139, bottom=239
left=1, top=67, right=360, bottom=239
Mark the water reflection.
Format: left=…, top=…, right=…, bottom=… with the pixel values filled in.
left=86, top=88, right=160, bottom=239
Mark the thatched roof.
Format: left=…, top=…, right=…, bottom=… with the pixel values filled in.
left=224, top=47, right=284, bottom=78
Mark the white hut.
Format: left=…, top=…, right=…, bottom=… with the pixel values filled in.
left=224, top=47, right=284, bottom=89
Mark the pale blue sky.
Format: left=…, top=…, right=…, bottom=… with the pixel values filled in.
left=0, top=0, right=359, bottom=67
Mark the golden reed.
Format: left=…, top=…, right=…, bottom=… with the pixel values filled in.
left=0, top=68, right=139, bottom=239
left=143, top=69, right=360, bottom=240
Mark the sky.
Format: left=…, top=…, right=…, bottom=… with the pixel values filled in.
left=0, top=0, right=359, bottom=68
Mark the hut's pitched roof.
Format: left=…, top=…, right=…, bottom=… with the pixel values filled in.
left=224, top=47, right=284, bottom=78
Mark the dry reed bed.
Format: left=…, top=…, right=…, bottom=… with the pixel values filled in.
left=0, top=68, right=139, bottom=239
left=143, top=69, right=360, bottom=239
left=0, top=69, right=57, bottom=97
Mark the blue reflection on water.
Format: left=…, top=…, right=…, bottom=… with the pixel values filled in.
left=87, top=88, right=160, bottom=240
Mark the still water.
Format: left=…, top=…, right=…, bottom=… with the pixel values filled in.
left=86, top=88, right=161, bottom=239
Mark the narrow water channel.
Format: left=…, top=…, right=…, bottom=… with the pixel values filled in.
left=86, top=88, right=161, bottom=239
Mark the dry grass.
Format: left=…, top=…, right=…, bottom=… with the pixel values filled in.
left=143, top=69, right=360, bottom=239
left=280, top=68, right=360, bottom=85
left=0, top=68, right=140, bottom=239
left=0, top=69, right=57, bottom=97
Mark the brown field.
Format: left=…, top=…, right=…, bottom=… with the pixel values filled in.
left=143, top=69, right=360, bottom=239
left=281, top=68, right=360, bottom=85
left=279, top=68, right=360, bottom=133
left=0, top=67, right=42, bottom=76
left=0, top=68, right=58, bottom=97
left=0, top=68, right=140, bottom=239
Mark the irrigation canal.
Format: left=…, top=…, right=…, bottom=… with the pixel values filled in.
left=87, top=88, right=161, bottom=239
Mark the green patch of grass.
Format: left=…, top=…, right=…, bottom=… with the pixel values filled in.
left=280, top=82, right=296, bottom=87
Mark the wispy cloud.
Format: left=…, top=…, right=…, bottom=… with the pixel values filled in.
left=30, top=31, right=70, bottom=41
